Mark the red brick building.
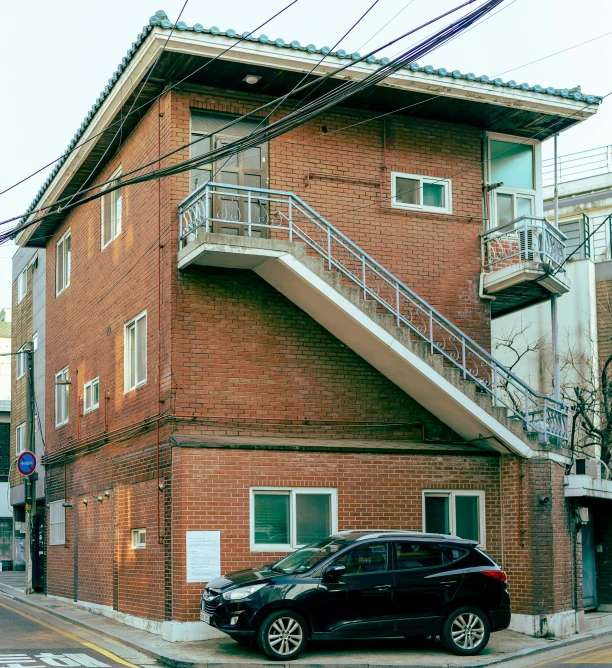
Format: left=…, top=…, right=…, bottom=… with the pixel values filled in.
left=15, top=10, right=606, bottom=641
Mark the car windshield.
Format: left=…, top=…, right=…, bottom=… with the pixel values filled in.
left=272, top=538, right=348, bottom=574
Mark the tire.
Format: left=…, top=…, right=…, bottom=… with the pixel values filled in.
left=256, top=609, right=308, bottom=661
left=441, top=606, right=490, bottom=656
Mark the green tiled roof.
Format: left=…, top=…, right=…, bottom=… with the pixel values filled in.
left=22, top=9, right=603, bottom=227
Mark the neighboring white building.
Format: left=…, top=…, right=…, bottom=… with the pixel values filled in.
left=0, top=307, right=11, bottom=565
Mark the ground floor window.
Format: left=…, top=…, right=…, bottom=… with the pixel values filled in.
left=423, top=490, right=485, bottom=546
left=251, top=488, right=337, bottom=551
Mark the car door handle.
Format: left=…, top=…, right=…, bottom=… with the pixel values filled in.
left=373, top=584, right=392, bottom=590
left=440, top=581, right=457, bottom=586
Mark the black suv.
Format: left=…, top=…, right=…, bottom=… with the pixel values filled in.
left=200, top=530, right=510, bottom=660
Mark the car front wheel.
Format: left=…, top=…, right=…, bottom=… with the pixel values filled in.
left=257, top=610, right=308, bottom=660
left=441, top=606, right=490, bottom=655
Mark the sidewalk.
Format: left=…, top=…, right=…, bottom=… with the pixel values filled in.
left=0, top=576, right=610, bottom=668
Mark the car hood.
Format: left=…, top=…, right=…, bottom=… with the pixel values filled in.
left=207, top=566, right=281, bottom=591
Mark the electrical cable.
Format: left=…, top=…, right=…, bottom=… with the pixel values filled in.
left=0, top=0, right=301, bottom=200
left=356, top=0, right=418, bottom=53
left=0, top=0, right=505, bottom=241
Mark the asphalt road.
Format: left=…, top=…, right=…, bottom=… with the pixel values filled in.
left=0, top=597, right=154, bottom=668
left=502, top=637, right=612, bottom=668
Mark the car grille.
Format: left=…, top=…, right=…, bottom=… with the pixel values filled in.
left=203, top=601, right=219, bottom=615
left=202, top=587, right=221, bottom=615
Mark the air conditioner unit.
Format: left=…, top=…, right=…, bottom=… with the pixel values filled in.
left=518, top=227, right=542, bottom=262
left=573, top=458, right=601, bottom=478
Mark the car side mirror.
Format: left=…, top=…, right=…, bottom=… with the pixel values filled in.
left=323, top=564, right=346, bottom=581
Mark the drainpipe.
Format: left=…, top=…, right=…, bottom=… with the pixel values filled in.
left=551, top=134, right=561, bottom=402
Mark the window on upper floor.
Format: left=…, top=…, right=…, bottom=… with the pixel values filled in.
left=55, top=367, right=69, bottom=427
left=124, top=312, right=147, bottom=392
left=49, top=500, right=66, bottom=546
left=131, top=528, right=146, bottom=549
left=56, top=230, right=71, bottom=296
left=391, top=172, right=452, bottom=214
left=17, top=269, right=27, bottom=304
left=83, top=377, right=99, bottom=413
left=16, top=345, right=26, bottom=379
left=15, top=422, right=26, bottom=454
left=423, top=490, right=486, bottom=547
left=101, top=169, right=122, bottom=249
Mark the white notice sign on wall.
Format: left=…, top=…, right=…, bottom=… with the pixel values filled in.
left=186, top=531, right=221, bottom=583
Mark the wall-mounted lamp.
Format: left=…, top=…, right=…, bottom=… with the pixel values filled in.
left=104, top=490, right=111, bottom=498
left=82, top=498, right=88, bottom=506
left=537, top=494, right=550, bottom=505
left=62, top=502, right=73, bottom=509
left=243, top=74, right=262, bottom=85
left=159, top=482, right=165, bottom=492
left=97, top=495, right=103, bottom=503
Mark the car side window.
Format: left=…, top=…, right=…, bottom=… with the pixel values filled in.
left=336, top=542, right=389, bottom=575
left=443, top=546, right=469, bottom=564
left=393, top=542, right=445, bottom=570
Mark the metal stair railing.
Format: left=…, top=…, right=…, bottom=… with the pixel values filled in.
left=179, top=182, right=569, bottom=444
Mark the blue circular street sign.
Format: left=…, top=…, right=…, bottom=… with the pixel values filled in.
left=17, top=451, right=36, bottom=476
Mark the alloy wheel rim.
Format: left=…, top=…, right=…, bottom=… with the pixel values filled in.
left=451, top=613, right=485, bottom=650
left=268, top=617, right=303, bottom=655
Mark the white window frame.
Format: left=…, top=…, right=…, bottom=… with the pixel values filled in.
left=250, top=487, right=338, bottom=552
left=83, top=377, right=100, bottom=414
left=487, top=132, right=542, bottom=229
left=422, top=490, right=486, bottom=548
left=131, top=528, right=146, bottom=549
left=17, top=269, right=27, bottom=304
left=101, top=168, right=123, bottom=250
left=49, top=500, right=66, bottom=546
left=16, top=345, right=26, bottom=379
left=55, top=367, right=70, bottom=427
left=391, top=172, right=453, bottom=214
left=15, top=422, right=26, bottom=454
left=124, top=311, right=147, bottom=392
left=56, top=229, right=71, bottom=296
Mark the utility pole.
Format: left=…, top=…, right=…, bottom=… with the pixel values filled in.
left=552, top=134, right=561, bottom=402
left=24, top=344, right=35, bottom=595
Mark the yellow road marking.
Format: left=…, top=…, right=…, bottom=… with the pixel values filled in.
left=566, top=646, right=612, bottom=663
left=0, top=600, right=141, bottom=668
left=524, top=640, right=612, bottom=667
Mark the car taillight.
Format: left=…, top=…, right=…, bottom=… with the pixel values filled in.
left=481, top=570, right=507, bottom=583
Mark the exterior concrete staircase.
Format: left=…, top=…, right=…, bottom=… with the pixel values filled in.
left=177, top=183, right=569, bottom=457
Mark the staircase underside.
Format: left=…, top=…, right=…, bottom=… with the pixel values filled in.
left=178, top=234, right=537, bottom=459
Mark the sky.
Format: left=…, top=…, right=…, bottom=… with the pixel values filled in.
left=1, top=0, right=611, bottom=310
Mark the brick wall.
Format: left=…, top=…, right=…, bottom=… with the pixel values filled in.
left=596, top=279, right=612, bottom=366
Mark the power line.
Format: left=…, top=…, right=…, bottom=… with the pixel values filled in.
left=357, top=0, right=418, bottom=53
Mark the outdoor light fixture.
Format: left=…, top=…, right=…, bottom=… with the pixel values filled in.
left=104, top=490, right=111, bottom=498
left=97, top=495, right=103, bottom=503
left=243, top=74, right=261, bottom=85
left=62, top=502, right=73, bottom=508
left=82, top=498, right=88, bottom=506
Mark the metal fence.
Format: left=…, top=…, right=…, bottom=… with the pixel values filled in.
left=542, top=144, right=612, bottom=187
left=179, top=182, right=569, bottom=444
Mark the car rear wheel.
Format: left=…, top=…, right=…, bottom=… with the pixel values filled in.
left=441, top=606, right=490, bottom=655
left=257, top=610, right=308, bottom=660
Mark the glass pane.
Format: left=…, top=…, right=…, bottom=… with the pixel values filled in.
left=63, top=384, right=69, bottom=420
left=516, top=197, right=533, bottom=218
left=244, top=174, right=261, bottom=188
left=423, top=182, right=445, bottom=208
left=338, top=542, right=388, bottom=574
left=244, top=147, right=262, bottom=170
left=84, top=385, right=91, bottom=410
left=490, top=140, right=534, bottom=190
left=128, top=326, right=136, bottom=389
left=65, top=235, right=71, bottom=283
left=254, top=494, right=289, bottom=544
left=136, top=317, right=146, bottom=384
left=296, top=494, right=331, bottom=544
left=496, top=193, right=513, bottom=226
left=191, top=168, right=211, bottom=193
left=217, top=140, right=238, bottom=168
left=395, top=176, right=420, bottom=206
left=424, top=496, right=450, bottom=534
left=394, top=542, right=444, bottom=570
left=57, top=241, right=64, bottom=291
left=191, top=133, right=211, bottom=159
left=93, top=381, right=99, bottom=406
left=115, top=191, right=122, bottom=234
left=103, top=194, right=112, bottom=245
left=455, top=496, right=480, bottom=542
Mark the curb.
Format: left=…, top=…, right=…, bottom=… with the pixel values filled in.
left=1, top=586, right=612, bottom=668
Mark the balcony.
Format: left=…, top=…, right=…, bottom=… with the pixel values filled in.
left=480, top=216, right=570, bottom=318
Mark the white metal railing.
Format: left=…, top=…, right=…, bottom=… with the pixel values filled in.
left=542, top=144, right=612, bottom=187
left=481, top=216, right=567, bottom=274
left=179, top=183, right=569, bottom=444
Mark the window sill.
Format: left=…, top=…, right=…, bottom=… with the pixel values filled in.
left=124, top=380, right=147, bottom=394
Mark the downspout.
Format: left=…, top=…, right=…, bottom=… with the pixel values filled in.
left=157, top=97, right=164, bottom=543
left=551, top=134, right=561, bottom=402
left=480, top=130, right=494, bottom=301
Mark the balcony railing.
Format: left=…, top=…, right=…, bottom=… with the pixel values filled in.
left=481, top=216, right=567, bottom=275
left=542, top=144, right=612, bottom=188
left=179, top=183, right=569, bottom=444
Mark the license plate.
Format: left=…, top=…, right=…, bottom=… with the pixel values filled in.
left=200, top=611, right=211, bottom=624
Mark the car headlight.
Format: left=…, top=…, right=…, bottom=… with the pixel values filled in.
left=222, top=583, right=266, bottom=601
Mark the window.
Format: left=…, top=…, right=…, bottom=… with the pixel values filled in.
left=17, top=269, right=27, bottom=304
left=391, top=172, right=452, bottom=214
left=101, top=169, right=122, bottom=249
left=124, top=312, right=147, bottom=391
left=16, top=346, right=27, bottom=379
left=56, top=230, right=71, bottom=295
left=15, top=422, right=26, bottom=454
left=337, top=542, right=389, bottom=574
left=32, top=332, right=38, bottom=352
left=131, top=528, right=146, bottom=549
left=55, top=367, right=69, bottom=427
left=393, top=542, right=444, bottom=570
left=49, top=500, right=66, bottom=546
left=83, top=377, right=99, bottom=413
left=251, top=488, right=337, bottom=550
left=423, top=490, right=486, bottom=546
